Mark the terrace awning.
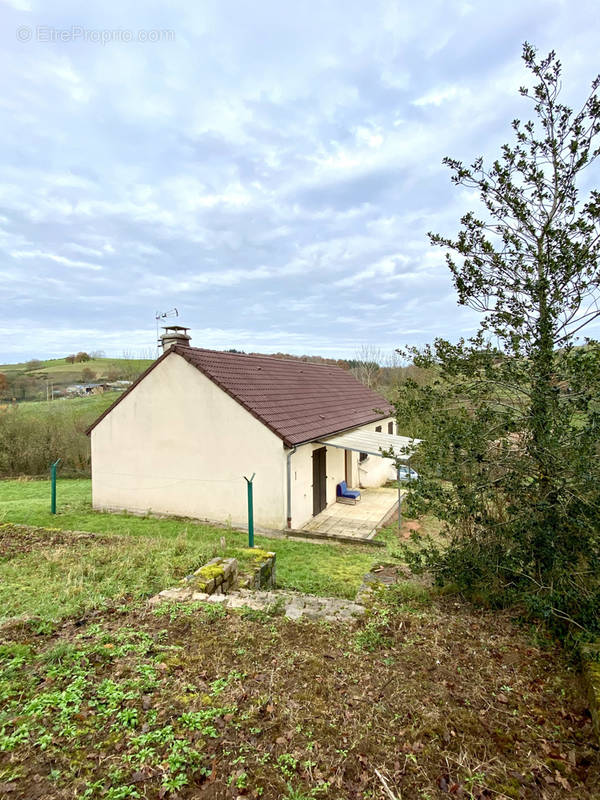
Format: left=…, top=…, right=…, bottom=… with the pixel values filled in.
left=316, top=430, right=421, bottom=462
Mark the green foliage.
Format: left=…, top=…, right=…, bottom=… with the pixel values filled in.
left=396, top=44, right=600, bottom=638
left=0, top=395, right=119, bottom=477
left=354, top=605, right=393, bottom=652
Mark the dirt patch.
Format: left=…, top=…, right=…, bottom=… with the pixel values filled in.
left=401, top=519, right=421, bottom=536
left=0, top=592, right=598, bottom=800
left=366, top=563, right=408, bottom=584
left=0, top=523, right=105, bottom=559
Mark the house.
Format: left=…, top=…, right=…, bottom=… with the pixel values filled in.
left=87, top=328, right=417, bottom=531
left=66, top=383, right=108, bottom=396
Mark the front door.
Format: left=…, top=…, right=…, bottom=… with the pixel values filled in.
left=312, top=447, right=327, bottom=515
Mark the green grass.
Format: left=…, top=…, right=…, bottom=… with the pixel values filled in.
left=12, top=392, right=121, bottom=419
left=0, top=526, right=212, bottom=623
left=0, top=356, right=153, bottom=381
left=0, top=479, right=380, bottom=620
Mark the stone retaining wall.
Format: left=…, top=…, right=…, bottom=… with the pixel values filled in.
left=154, top=549, right=276, bottom=604
left=237, top=548, right=276, bottom=590
left=180, top=557, right=238, bottom=595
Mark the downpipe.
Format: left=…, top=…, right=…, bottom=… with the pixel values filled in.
left=286, top=446, right=297, bottom=528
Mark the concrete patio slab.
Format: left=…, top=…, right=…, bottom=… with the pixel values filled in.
left=301, top=486, right=400, bottom=540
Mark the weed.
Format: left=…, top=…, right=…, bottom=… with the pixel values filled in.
left=178, top=706, right=233, bottom=736
left=104, top=786, right=139, bottom=800
left=210, top=670, right=244, bottom=696
left=284, top=784, right=316, bottom=800
left=277, top=753, right=299, bottom=779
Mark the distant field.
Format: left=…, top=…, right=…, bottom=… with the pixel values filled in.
left=0, top=355, right=153, bottom=404
left=12, top=391, right=121, bottom=418
left=0, top=356, right=153, bottom=383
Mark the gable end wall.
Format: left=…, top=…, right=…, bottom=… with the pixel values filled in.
left=91, top=352, right=285, bottom=529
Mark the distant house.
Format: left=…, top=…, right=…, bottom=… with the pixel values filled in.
left=87, top=329, right=414, bottom=531
left=66, top=383, right=108, bottom=397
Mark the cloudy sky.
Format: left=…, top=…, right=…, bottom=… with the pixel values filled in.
left=0, top=0, right=599, bottom=362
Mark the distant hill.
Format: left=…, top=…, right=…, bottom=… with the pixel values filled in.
left=0, top=356, right=153, bottom=402
left=0, top=349, right=436, bottom=404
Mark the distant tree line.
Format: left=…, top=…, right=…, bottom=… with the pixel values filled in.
left=65, top=352, right=92, bottom=363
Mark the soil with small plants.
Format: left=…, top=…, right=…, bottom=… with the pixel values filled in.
left=1, top=596, right=599, bottom=800
left=0, top=523, right=104, bottom=559
left=0, top=524, right=599, bottom=800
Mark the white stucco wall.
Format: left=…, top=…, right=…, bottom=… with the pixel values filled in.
left=355, top=417, right=397, bottom=488
left=91, top=352, right=286, bottom=529
left=287, top=416, right=396, bottom=529
left=288, top=442, right=346, bottom=529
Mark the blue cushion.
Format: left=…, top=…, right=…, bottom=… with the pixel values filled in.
left=337, top=481, right=360, bottom=499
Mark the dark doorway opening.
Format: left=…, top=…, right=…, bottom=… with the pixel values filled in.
left=312, top=447, right=327, bottom=515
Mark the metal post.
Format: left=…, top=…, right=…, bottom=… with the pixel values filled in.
left=50, top=459, right=61, bottom=514
left=244, top=473, right=256, bottom=548
left=397, top=465, right=402, bottom=531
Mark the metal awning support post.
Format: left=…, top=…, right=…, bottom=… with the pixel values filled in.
left=244, top=473, right=256, bottom=548
left=50, top=458, right=61, bottom=514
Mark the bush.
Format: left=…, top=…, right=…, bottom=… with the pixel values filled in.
left=396, top=45, right=600, bottom=641
left=0, top=405, right=92, bottom=477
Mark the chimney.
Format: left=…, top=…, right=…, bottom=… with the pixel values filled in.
left=160, top=325, right=191, bottom=352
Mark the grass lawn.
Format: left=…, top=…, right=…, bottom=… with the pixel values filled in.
left=0, top=479, right=382, bottom=621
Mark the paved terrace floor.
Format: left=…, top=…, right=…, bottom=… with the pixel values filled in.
left=301, top=486, right=399, bottom=540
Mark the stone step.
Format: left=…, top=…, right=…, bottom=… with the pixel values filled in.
left=150, top=586, right=365, bottom=623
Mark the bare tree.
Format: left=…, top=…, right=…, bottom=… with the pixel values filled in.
left=350, top=344, right=383, bottom=389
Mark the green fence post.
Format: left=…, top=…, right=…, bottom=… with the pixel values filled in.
left=50, top=458, right=61, bottom=514
left=244, top=473, right=256, bottom=548
left=397, top=464, right=402, bottom=531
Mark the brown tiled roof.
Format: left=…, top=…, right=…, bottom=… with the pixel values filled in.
left=87, top=346, right=392, bottom=447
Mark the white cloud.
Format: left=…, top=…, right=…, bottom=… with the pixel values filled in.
left=412, top=85, right=469, bottom=107
left=1, top=0, right=32, bottom=9
left=10, top=250, right=103, bottom=271
left=1, top=0, right=599, bottom=360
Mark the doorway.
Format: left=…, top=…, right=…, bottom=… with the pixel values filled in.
left=312, top=447, right=327, bottom=515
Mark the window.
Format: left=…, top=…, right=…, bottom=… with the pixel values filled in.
left=375, top=425, right=382, bottom=433
left=359, top=452, right=368, bottom=462
left=388, top=421, right=394, bottom=434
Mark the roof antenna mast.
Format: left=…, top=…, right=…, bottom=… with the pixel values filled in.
left=155, top=308, right=178, bottom=355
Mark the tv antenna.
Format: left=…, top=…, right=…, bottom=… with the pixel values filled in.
left=155, top=308, right=179, bottom=354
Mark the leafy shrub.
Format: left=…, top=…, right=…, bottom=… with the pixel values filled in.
left=0, top=405, right=92, bottom=477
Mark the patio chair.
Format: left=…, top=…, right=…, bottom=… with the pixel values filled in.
left=336, top=481, right=361, bottom=505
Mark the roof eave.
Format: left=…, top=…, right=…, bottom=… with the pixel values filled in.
left=286, top=409, right=394, bottom=448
